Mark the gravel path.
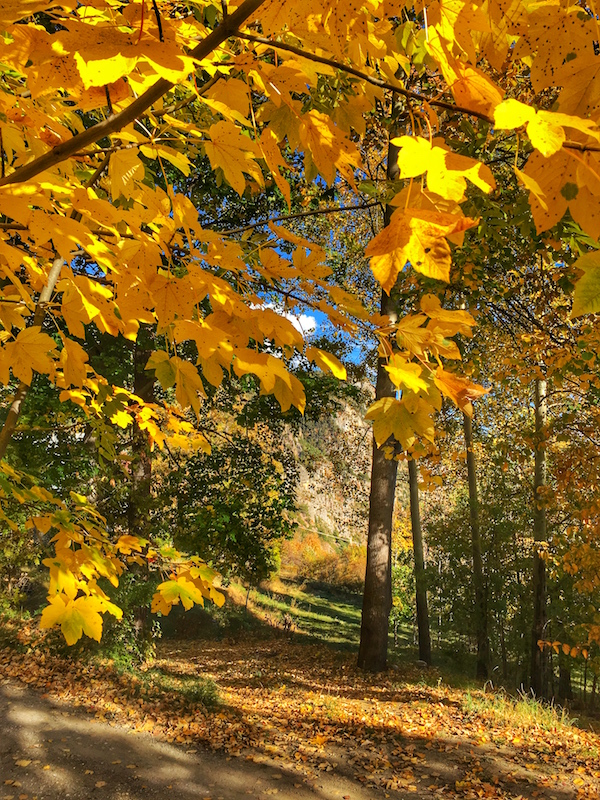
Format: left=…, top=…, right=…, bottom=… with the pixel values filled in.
left=0, top=681, right=378, bottom=800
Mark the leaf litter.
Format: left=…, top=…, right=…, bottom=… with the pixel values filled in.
left=1, top=635, right=599, bottom=800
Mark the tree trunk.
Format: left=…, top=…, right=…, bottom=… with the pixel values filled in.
left=558, top=658, right=573, bottom=703
left=0, top=257, right=64, bottom=460
left=128, top=329, right=154, bottom=538
left=408, top=458, right=431, bottom=664
left=463, top=412, right=490, bottom=679
left=357, top=341, right=399, bottom=671
left=358, top=106, right=403, bottom=673
left=128, top=327, right=155, bottom=643
left=530, top=377, right=548, bottom=698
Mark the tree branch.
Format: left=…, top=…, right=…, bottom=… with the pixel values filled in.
left=0, top=0, right=267, bottom=188
left=237, top=31, right=600, bottom=153
left=237, top=31, right=493, bottom=122
left=221, top=200, right=381, bottom=234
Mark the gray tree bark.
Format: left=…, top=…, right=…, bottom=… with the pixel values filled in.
left=463, top=411, right=490, bottom=679
left=530, top=377, right=549, bottom=698
left=357, top=103, right=403, bottom=673
left=408, top=458, right=431, bottom=664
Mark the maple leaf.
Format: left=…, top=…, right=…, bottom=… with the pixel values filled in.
left=40, top=594, right=105, bottom=645
left=146, top=351, right=205, bottom=414
left=421, top=294, right=476, bottom=338
left=393, top=136, right=495, bottom=201
left=153, top=576, right=205, bottom=614
left=0, top=327, right=57, bottom=386
left=434, top=367, right=488, bottom=416
left=365, top=207, right=477, bottom=291
left=366, top=396, right=435, bottom=450
left=108, top=149, right=145, bottom=201
left=204, top=121, right=262, bottom=196
left=0, top=1, right=56, bottom=24
left=571, top=250, right=600, bottom=318
left=384, top=354, right=428, bottom=393
left=299, top=111, right=360, bottom=187
left=259, top=128, right=291, bottom=209
left=60, top=334, right=89, bottom=388
left=494, top=99, right=600, bottom=157
left=395, top=315, right=431, bottom=357
left=305, top=347, right=347, bottom=380
left=428, top=29, right=504, bottom=116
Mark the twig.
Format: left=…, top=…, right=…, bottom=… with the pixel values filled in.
left=221, top=200, right=381, bottom=234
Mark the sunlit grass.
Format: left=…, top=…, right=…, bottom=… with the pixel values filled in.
left=461, top=688, right=576, bottom=733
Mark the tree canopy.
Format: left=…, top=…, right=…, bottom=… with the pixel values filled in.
left=2, top=0, right=600, bottom=646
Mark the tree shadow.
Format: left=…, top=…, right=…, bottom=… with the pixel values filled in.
left=0, top=682, right=342, bottom=800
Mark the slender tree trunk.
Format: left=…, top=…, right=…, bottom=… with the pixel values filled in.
left=358, top=103, right=403, bottom=673
left=530, top=377, right=549, bottom=698
left=128, top=327, right=155, bottom=643
left=0, top=257, right=64, bottom=460
left=558, top=657, right=573, bottom=703
left=408, top=457, right=431, bottom=664
left=499, top=613, right=508, bottom=681
left=463, top=412, right=490, bottom=679
left=128, top=328, right=154, bottom=538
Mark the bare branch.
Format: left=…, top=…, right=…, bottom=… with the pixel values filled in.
left=222, top=201, right=381, bottom=234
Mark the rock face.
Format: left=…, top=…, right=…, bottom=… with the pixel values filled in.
left=294, top=398, right=373, bottom=543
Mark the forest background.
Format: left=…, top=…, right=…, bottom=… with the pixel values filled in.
left=1, top=0, right=600, bottom=723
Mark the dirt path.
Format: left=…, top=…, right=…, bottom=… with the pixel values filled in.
left=0, top=681, right=389, bottom=800
left=2, top=639, right=600, bottom=800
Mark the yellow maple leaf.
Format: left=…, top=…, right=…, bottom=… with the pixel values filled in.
left=40, top=594, right=105, bottom=645
left=428, top=30, right=504, bottom=116
left=393, top=136, right=495, bottom=201
left=60, top=334, right=89, bottom=388
left=147, top=350, right=177, bottom=389
left=421, top=294, right=476, bottom=337
left=434, top=367, right=488, bottom=415
left=299, top=110, right=359, bottom=187
left=153, top=576, right=205, bottom=613
left=494, top=99, right=600, bottom=157
left=366, top=396, right=435, bottom=450
left=571, top=250, right=600, bottom=318
left=385, top=354, right=428, bottom=393
left=204, top=121, right=261, bottom=196
left=395, top=314, right=431, bottom=357
left=0, top=0, right=58, bottom=24
left=108, top=148, right=145, bottom=200
left=1, top=326, right=57, bottom=386
left=305, top=347, right=347, bottom=380
left=173, top=358, right=206, bottom=415
left=365, top=207, right=477, bottom=291
left=260, top=128, right=291, bottom=209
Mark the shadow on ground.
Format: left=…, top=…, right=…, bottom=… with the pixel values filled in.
left=0, top=682, right=366, bottom=800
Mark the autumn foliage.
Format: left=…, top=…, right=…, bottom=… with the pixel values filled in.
left=1, top=0, right=600, bottom=652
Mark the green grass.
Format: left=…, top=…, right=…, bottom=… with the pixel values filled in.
left=248, top=580, right=364, bottom=648
left=132, top=665, right=220, bottom=709
left=461, top=688, right=576, bottom=733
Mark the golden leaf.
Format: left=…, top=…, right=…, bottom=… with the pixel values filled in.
left=434, top=367, right=488, bottom=415
left=385, top=354, right=428, bottom=393
left=366, top=207, right=477, bottom=291
left=366, top=396, right=435, bottom=450
left=0, top=326, right=57, bottom=386
left=204, top=121, right=261, bottom=196
left=305, top=347, right=347, bottom=380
